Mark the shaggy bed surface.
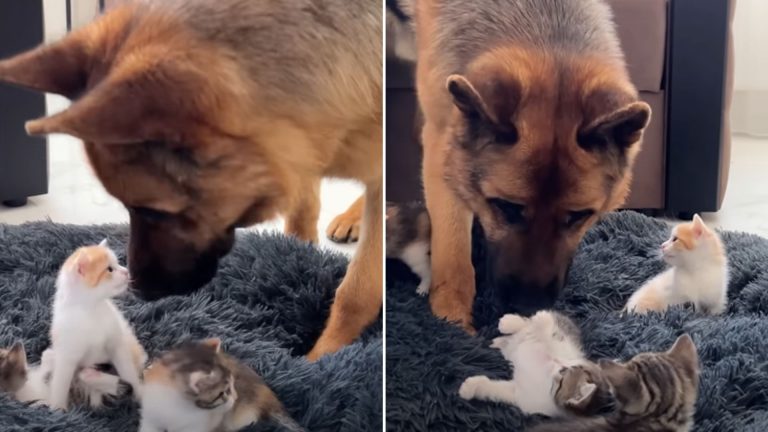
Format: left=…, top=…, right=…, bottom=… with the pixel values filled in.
left=387, top=211, right=768, bottom=432
left=0, top=222, right=381, bottom=432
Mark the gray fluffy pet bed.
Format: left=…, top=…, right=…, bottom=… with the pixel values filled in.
left=386, top=211, right=768, bottom=432
left=0, top=222, right=381, bottom=431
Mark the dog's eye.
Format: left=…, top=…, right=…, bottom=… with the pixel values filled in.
left=494, top=125, right=519, bottom=145
left=672, top=236, right=678, bottom=242
left=107, top=266, right=114, bottom=273
left=130, top=206, right=174, bottom=222
left=488, top=198, right=526, bottom=225
left=565, top=209, right=595, bottom=228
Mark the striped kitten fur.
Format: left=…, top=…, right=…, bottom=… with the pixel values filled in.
left=386, top=202, right=431, bottom=295
left=0, top=342, right=127, bottom=408
left=530, top=334, right=700, bottom=432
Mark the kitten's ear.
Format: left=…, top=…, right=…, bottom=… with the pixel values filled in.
left=75, top=252, right=92, bottom=276
left=691, top=214, right=706, bottom=238
left=565, top=382, right=597, bottom=409
left=99, top=238, right=108, bottom=248
left=188, top=371, right=208, bottom=394
left=667, top=334, right=699, bottom=371
left=598, top=359, right=629, bottom=382
left=200, top=338, right=222, bottom=353
left=8, top=342, right=27, bottom=367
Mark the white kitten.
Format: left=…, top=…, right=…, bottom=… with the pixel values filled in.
left=459, top=311, right=588, bottom=417
left=48, top=239, right=146, bottom=410
left=625, top=214, right=729, bottom=315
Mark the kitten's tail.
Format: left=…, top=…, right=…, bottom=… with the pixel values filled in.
left=270, top=411, right=305, bottom=432
left=527, top=417, right=615, bottom=432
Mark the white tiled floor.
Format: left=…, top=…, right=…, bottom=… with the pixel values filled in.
left=1, top=95, right=767, bottom=244
left=0, top=95, right=361, bottom=256
left=699, top=135, right=768, bottom=237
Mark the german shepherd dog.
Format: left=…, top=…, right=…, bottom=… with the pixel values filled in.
left=407, top=0, right=651, bottom=330
left=0, top=0, right=382, bottom=360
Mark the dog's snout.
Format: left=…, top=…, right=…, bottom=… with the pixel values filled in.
left=130, top=259, right=219, bottom=300
left=494, top=276, right=561, bottom=316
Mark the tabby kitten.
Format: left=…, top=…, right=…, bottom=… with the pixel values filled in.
left=530, top=334, right=700, bottom=432
left=386, top=201, right=431, bottom=295
left=140, top=338, right=302, bottom=432
left=0, top=342, right=126, bottom=408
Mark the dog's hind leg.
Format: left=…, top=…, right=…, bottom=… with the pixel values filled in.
left=326, top=194, right=364, bottom=243
left=307, top=181, right=382, bottom=360
left=284, top=177, right=321, bottom=243
left=422, top=122, right=476, bottom=333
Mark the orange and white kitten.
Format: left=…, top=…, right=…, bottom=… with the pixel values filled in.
left=49, top=239, right=146, bottom=410
left=625, top=214, right=729, bottom=315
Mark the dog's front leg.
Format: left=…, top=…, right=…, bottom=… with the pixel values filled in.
left=284, top=177, right=321, bottom=243
left=422, top=122, right=476, bottom=333
left=307, top=181, right=382, bottom=360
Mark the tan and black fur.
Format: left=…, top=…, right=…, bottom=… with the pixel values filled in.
left=0, top=0, right=382, bottom=360
left=409, top=0, right=651, bottom=329
left=143, top=338, right=302, bottom=432
left=533, top=334, right=700, bottom=432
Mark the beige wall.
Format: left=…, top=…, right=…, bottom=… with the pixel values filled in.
left=731, top=0, right=768, bottom=136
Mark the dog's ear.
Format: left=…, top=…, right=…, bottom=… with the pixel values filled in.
left=0, top=34, right=91, bottom=99
left=446, top=73, right=521, bottom=127
left=447, top=75, right=492, bottom=119
left=23, top=56, right=206, bottom=145
left=578, top=87, right=651, bottom=151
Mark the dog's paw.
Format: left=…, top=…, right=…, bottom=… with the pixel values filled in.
left=498, top=314, right=527, bottom=334
left=326, top=209, right=361, bottom=243
left=459, top=375, right=489, bottom=400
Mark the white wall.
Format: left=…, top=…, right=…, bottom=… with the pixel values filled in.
left=731, top=0, right=768, bottom=136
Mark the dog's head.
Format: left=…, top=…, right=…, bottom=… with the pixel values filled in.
left=0, top=7, right=287, bottom=299
left=445, top=48, right=650, bottom=314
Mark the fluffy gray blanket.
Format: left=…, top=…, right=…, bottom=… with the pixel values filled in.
left=386, top=211, right=768, bottom=432
left=0, top=222, right=381, bottom=431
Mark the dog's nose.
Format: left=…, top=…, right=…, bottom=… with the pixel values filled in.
left=494, top=276, right=561, bottom=316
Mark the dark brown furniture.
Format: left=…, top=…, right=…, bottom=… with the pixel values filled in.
left=0, top=1, right=48, bottom=207
left=386, top=0, right=735, bottom=217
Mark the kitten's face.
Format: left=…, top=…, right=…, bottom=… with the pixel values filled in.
left=553, top=363, right=615, bottom=416
left=157, top=338, right=237, bottom=410
left=661, top=214, right=713, bottom=265
left=64, top=239, right=130, bottom=298
left=598, top=335, right=700, bottom=417
left=0, top=342, right=28, bottom=393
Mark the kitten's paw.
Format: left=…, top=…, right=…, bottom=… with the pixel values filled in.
left=459, top=375, right=490, bottom=400
left=40, top=349, right=55, bottom=369
left=490, top=336, right=509, bottom=350
left=131, top=383, right=144, bottom=401
left=49, top=400, right=68, bottom=411
left=498, top=314, right=527, bottom=334
left=89, top=392, right=104, bottom=409
left=416, top=280, right=430, bottom=296
left=78, top=367, right=102, bottom=381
